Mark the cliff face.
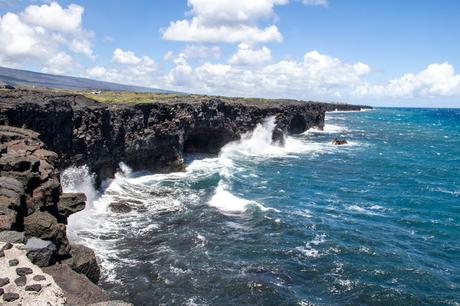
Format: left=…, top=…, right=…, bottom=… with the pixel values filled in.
left=0, top=90, right=367, bottom=182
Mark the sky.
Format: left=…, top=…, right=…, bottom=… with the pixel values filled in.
left=0, top=0, right=459, bottom=107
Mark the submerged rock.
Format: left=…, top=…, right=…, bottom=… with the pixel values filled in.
left=332, top=138, right=348, bottom=145
left=109, top=202, right=132, bottom=213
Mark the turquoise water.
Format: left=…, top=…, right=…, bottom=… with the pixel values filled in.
left=65, top=108, right=460, bottom=305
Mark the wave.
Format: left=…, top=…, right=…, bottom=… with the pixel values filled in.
left=208, top=182, right=277, bottom=213
left=304, top=124, right=349, bottom=134
left=327, top=108, right=372, bottom=113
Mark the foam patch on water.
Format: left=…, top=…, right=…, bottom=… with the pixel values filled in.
left=304, top=124, right=349, bottom=135
left=208, top=182, right=278, bottom=214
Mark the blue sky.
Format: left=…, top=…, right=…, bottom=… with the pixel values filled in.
left=1, top=0, right=459, bottom=107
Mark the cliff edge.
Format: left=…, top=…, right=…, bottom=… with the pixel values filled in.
left=0, top=90, right=369, bottom=183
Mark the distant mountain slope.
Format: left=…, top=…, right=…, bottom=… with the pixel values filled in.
left=0, top=66, right=177, bottom=93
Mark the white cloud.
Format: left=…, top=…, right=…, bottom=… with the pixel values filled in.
left=164, top=50, right=371, bottom=99
left=21, top=2, right=83, bottom=33
left=86, top=65, right=123, bottom=82
left=162, top=0, right=287, bottom=43
left=42, top=52, right=74, bottom=74
left=0, top=2, right=94, bottom=67
left=183, top=45, right=221, bottom=59
left=355, top=63, right=460, bottom=98
left=112, top=48, right=142, bottom=65
left=0, top=12, right=52, bottom=65
left=86, top=49, right=157, bottom=86
left=163, top=51, right=173, bottom=61
left=229, top=43, right=272, bottom=66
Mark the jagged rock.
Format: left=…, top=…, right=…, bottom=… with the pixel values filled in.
left=16, top=267, right=33, bottom=276
left=0, top=90, right=368, bottom=185
left=25, top=237, right=56, bottom=267
left=0, top=288, right=3, bottom=296
left=0, top=277, right=9, bottom=287
left=332, top=138, right=348, bottom=145
left=3, top=292, right=19, bottom=302
left=8, top=259, right=18, bottom=266
left=0, top=231, right=25, bottom=243
left=23, top=211, right=57, bottom=239
left=58, top=192, right=86, bottom=222
left=109, top=202, right=132, bottom=213
left=0, top=206, right=16, bottom=230
left=25, top=284, right=42, bottom=292
left=68, top=244, right=101, bottom=284
left=0, top=177, right=24, bottom=209
left=14, top=275, right=26, bottom=286
left=43, top=263, right=109, bottom=305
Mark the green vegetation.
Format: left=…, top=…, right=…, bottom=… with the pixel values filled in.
left=80, top=90, right=188, bottom=104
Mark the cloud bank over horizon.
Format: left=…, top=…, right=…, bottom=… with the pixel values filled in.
left=0, top=0, right=459, bottom=106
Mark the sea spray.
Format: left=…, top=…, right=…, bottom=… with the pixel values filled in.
left=61, top=165, right=98, bottom=208
left=208, top=116, right=282, bottom=213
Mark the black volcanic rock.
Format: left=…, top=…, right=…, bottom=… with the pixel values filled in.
left=0, top=90, right=368, bottom=184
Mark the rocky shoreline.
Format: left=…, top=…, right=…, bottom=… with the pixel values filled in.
left=0, top=89, right=369, bottom=304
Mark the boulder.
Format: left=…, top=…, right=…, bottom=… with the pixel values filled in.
left=25, top=237, right=57, bottom=267
left=43, top=263, right=109, bottom=305
left=0, top=207, right=16, bottom=230
left=0, top=230, right=25, bottom=243
left=109, top=202, right=132, bottom=213
left=58, top=193, right=86, bottom=222
left=23, top=211, right=57, bottom=239
left=68, top=244, right=101, bottom=283
left=332, top=138, right=348, bottom=145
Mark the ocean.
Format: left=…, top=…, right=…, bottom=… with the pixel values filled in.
left=62, top=108, right=460, bottom=305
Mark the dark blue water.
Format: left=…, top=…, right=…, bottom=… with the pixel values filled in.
left=65, top=108, right=460, bottom=305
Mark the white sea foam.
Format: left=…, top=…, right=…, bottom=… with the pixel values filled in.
left=304, top=124, right=349, bottom=134
left=208, top=182, right=277, bottom=213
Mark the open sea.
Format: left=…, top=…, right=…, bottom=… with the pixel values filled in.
left=62, top=108, right=460, bottom=305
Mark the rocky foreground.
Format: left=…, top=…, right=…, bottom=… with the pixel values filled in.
left=0, top=89, right=368, bottom=304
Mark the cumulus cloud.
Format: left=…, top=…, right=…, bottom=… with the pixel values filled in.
left=164, top=50, right=371, bottom=99
left=41, top=52, right=74, bottom=75
left=229, top=43, right=272, bottom=66
left=183, top=45, right=221, bottom=59
left=113, top=48, right=142, bottom=65
left=162, top=0, right=287, bottom=43
left=86, top=49, right=156, bottom=86
left=355, top=63, right=460, bottom=98
left=21, top=2, right=84, bottom=33
left=0, top=1, right=94, bottom=66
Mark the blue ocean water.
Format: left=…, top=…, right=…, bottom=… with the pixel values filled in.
left=64, top=108, right=460, bottom=305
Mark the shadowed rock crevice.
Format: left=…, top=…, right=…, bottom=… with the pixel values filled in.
left=184, top=129, right=236, bottom=154
left=288, top=114, right=308, bottom=134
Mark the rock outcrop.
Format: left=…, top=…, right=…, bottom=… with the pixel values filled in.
left=0, top=126, right=102, bottom=286
left=0, top=90, right=369, bottom=184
